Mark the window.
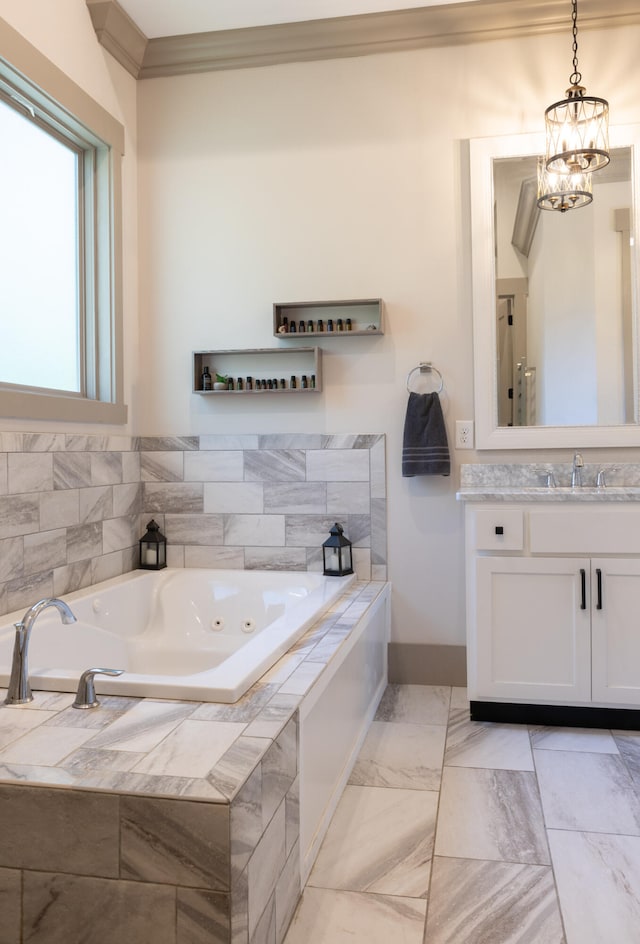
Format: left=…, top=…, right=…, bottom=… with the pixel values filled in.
left=0, top=18, right=127, bottom=423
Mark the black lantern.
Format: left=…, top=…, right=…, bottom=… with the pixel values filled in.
left=139, top=519, right=167, bottom=570
left=322, top=522, right=353, bottom=577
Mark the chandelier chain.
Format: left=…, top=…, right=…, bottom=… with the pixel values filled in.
left=570, top=0, right=582, bottom=86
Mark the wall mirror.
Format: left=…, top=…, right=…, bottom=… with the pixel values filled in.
left=470, top=125, right=640, bottom=449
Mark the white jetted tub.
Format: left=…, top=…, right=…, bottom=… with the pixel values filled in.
left=0, top=568, right=355, bottom=703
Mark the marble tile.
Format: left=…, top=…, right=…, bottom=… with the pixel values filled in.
left=530, top=725, right=620, bottom=753
left=375, top=684, right=450, bottom=726
left=120, top=794, right=229, bottom=888
left=244, top=450, right=306, bottom=483
left=0, top=721, right=96, bottom=766
left=6, top=570, right=54, bottom=613
left=244, top=693, right=302, bottom=740
left=132, top=719, right=246, bottom=778
left=283, top=887, right=426, bottom=944
left=261, top=717, right=298, bottom=828
left=66, top=521, right=103, bottom=563
left=0, top=866, right=21, bottom=943
left=306, top=449, right=370, bottom=482
left=224, top=514, right=285, bottom=547
left=91, top=452, right=123, bottom=486
left=231, top=761, right=263, bottom=876
left=248, top=801, right=286, bottom=937
left=450, top=686, right=469, bottom=710
left=278, top=661, right=324, bottom=696
left=424, top=856, right=565, bottom=944
left=143, top=482, right=204, bottom=513
left=613, top=730, right=640, bottom=784
left=185, top=546, right=245, bottom=568
left=253, top=895, right=276, bottom=944
left=284, top=516, right=337, bottom=548
left=91, top=550, right=126, bottom=585
left=163, top=513, right=224, bottom=545
left=369, top=436, right=386, bottom=500
left=0, top=783, right=120, bottom=875
left=0, top=493, right=40, bottom=539
left=534, top=749, right=640, bottom=834
left=53, top=560, right=93, bottom=596
left=22, top=872, right=176, bottom=944
left=444, top=708, right=534, bottom=770
left=8, top=452, right=53, bottom=493
left=61, top=746, right=145, bottom=775
left=204, top=481, right=264, bottom=513
left=0, top=706, right=61, bottom=750
left=349, top=720, right=445, bottom=790
left=102, top=514, right=138, bottom=553
left=285, top=774, right=300, bottom=856
left=344, top=514, right=371, bottom=547
left=309, top=784, right=436, bottom=897
left=245, top=547, right=307, bottom=571
left=84, top=699, right=195, bottom=752
left=264, top=482, right=327, bottom=514
left=370, top=497, right=387, bottom=564
left=141, top=450, right=184, bottom=482
left=39, top=489, right=79, bottom=530
left=435, top=766, right=550, bottom=864
left=193, top=683, right=281, bottom=724
left=276, top=839, right=302, bottom=944
left=185, top=450, right=244, bottom=482
left=548, top=829, right=640, bottom=944
left=112, top=482, right=141, bottom=517
left=205, top=735, right=270, bottom=801
left=0, top=535, right=24, bottom=581
left=177, top=888, right=230, bottom=944
left=79, top=485, right=113, bottom=523
left=140, top=436, right=199, bottom=451
left=53, top=452, right=92, bottom=488
left=200, top=434, right=259, bottom=450
left=260, top=434, right=322, bottom=449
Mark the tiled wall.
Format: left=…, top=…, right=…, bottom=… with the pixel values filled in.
left=0, top=432, right=386, bottom=620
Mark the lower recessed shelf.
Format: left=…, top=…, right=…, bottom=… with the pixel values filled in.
left=193, top=347, right=322, bottom=394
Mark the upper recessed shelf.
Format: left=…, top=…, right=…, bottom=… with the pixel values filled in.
left=273, top=298, right=383, bottom=338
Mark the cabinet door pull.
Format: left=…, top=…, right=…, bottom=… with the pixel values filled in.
left=596, top=568, right=603, bottom=610
left=495, top=526, right=504, bottom=535
left=580, top=568, right=586, bottom=610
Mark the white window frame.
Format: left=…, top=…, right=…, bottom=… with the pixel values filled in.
left=0, top=17, right=127, bottom=424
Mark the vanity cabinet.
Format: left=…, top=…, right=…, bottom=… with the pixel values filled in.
left=465, top=502, right=640, bottom=724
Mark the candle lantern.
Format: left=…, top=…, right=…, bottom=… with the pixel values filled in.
left=139, top=519, right=167, bottom=570
left=322, top=522, right=353, bottom=577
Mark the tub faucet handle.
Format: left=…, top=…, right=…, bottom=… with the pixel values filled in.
left=72, top=667, right=124, bottom=709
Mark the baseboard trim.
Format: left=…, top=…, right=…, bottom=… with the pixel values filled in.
left=470, top=700, right=640, bottom=730
left=388, top=643, right=466, bottom=687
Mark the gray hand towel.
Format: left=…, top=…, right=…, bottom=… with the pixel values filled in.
left=402, top=392, right=450, bottom=477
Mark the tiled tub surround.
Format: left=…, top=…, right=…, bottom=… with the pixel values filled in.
left=0, top=432, right=386, bottom=620
left=140, top=434, right=386, bottom=580
left=0, top=578, right=390, bottom=944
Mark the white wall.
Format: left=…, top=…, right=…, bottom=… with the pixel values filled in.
left=0, top=0, right=139, bottom=435
left=4, top=2, right=640, bottom=650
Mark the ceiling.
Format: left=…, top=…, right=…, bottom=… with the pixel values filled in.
left=116, top=0, right=478, bottom=39
left=85, top=0, right=640, bottom=80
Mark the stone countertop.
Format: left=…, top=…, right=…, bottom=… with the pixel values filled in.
left=457, top=486, right=640, bottom=502
left=0, top=580, right=387, bottom=804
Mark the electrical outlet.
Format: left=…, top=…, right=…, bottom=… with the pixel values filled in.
left=455, top=420, right=474, bottom=449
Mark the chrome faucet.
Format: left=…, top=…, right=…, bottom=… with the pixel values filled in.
left=4, top=598, right=77, bottom=705
left=571, top=452, right=584, bottom=488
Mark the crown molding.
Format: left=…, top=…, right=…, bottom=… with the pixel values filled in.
left=86, top=0, right=640, bottom=80
left=86, top=0, right=147, bottom=77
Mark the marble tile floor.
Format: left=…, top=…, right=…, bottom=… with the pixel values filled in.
left=283, top=684, right=640, bottom=944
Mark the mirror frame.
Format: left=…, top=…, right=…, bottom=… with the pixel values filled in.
left=470, top=125, right=640, bottom=449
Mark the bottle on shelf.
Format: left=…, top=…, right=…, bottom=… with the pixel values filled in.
left=337, top=318, right=343, bottom=331
left=299, top=320, right=306, bottom=332
left=289, top=321, right=296, bottom=333
left=317, top=319, right=324, bottom=332
left=346, top=318, right=352, bottom=331
left=290, top=375, right=297, bottom=389
left=301, top=375, right=308, bottom=389
left=280, top=378, right=286, bottom=389
left=237, top=377, right=244, bottom=391
left=246, top=376, right=253, bottom=390
left=311, top=374, right=316, bottom=389
left=202, top=366, right=212, bottom=391
left=307, top=320, right=314, bottom=332
left=327, top=319, right=334, bottom=332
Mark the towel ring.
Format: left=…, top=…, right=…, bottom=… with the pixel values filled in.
left=406, top=362, right=444, bottom=394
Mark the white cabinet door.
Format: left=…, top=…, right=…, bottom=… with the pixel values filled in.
left=474, top=556, right=591, bottom=702
left=591, top=558, right=640, bottom=705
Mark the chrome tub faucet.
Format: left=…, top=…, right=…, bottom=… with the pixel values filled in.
left=4, top=598, right=77, bottom=706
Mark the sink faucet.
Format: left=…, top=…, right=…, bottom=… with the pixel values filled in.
left=571, top=452, right=584, bottom=488
left=4, top=598, right=77, bottom=705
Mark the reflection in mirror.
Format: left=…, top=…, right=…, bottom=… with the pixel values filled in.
left=470, top=127, right=640, bottom=450
left=494, top=148, right=633, bottom=428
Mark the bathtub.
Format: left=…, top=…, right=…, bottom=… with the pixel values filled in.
left=0, top=568, right=356, bottom=703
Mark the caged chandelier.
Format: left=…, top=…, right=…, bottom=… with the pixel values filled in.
left=544, top=0, right=610, bottom=177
